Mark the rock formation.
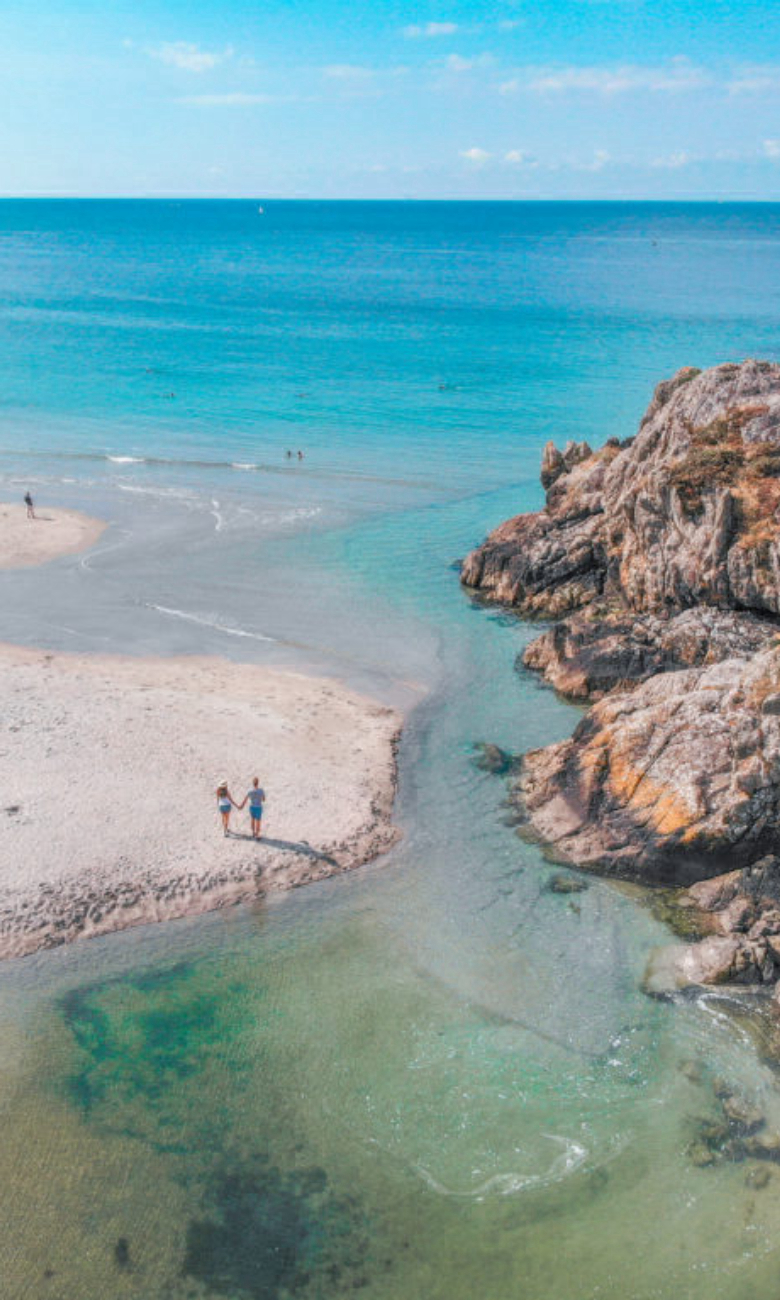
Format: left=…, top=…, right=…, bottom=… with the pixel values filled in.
left=516, top=645, right=780, bottom=883
left=646, top=855, right=780, bottom=994
left=522, top=606, right=774, bottom=701
left=463, top=360, right=780, bottom=623
left=462, top=361, right=780, bottom=997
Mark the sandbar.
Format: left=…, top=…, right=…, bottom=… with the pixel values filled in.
left=0, top=644, right=401, bottom=958
left=0, top=502, right=106, bottom=568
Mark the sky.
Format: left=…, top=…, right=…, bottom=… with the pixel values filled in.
left=2, top=0, right=780, bottom=198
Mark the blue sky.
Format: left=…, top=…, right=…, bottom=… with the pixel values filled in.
left=2, top=0, right=780, bottom=197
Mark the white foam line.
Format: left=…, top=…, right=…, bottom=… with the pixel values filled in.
left=106, top=455, right=145, bottom=464
left=78, top=529, right=133, bottom=572
left=147, top=603, right=275, bottom=643
left=414, top=1135, right=590, bottom=1201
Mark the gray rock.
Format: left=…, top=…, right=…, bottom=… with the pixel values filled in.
left=522, top=607, right=775, bottom=702
left=514, top=645, right=780, bottom=884
left=463, top=360, right=780, bottom=620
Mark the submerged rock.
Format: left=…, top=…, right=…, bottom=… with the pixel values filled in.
left=471, top=742, right=520, bottom=776
left=546, top=872, right=589, bottom=894
left=745, top=1165, right=772, bottom=1188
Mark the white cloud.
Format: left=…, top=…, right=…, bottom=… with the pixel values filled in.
left=443, top=53, right=494, bottom=73
left=765, top=139, right=780, bottom=159
left=729, top=65, right=780, bottom=94
left=149, top=41, right=233, bottom=73
left=651, top=150, right=690, bottom=169
left=498, top=19, right=523, bottom=30
left=460, top=147, right=491, bottom=163
left=523, top=59, right=708, bottom=96
left=403, top=22, right=458, bottom=38
left=577, top=149, right=611, bottom=171
left=504, top=149, right=536, bottom=166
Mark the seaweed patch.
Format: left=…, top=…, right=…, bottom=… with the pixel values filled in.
left=181, top=1150, right=373, bottom=1299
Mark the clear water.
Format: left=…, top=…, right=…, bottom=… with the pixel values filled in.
left=3, top=201, right=780, bottom=1298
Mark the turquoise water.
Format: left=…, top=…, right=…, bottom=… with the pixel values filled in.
left=3, top=202, right=780, bottom=1297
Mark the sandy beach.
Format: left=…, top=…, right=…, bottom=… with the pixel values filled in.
left=0, top=502, right=106, bottom=568
left=0, top=643, right=401, bottom=958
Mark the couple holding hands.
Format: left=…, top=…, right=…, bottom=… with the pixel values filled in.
left=216, top=776, right=265, bottom=839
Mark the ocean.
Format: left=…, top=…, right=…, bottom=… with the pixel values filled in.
left=2, top=200, right=780, bottom=1298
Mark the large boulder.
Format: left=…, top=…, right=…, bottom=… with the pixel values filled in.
left=463, top=360, right=780, bottom=619
left=514, top=644, right=780, bottom=885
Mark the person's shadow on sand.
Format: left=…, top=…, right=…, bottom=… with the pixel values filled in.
left=229, top=833, right=339, bottom=867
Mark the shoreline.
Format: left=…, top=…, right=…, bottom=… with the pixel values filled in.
left=0, top=643, right=401, bottom=960
left=0, top=502, right=107, bottom=568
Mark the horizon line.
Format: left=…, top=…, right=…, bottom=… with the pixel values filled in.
left=2, top=194, right=780, bottom=203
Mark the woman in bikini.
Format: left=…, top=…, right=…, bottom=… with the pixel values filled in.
left=216, top=782, right=236, bottom=836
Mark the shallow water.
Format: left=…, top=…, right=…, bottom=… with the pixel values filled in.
left=3, top=202, right=780, bottom=1298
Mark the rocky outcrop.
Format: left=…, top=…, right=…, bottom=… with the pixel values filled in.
left=515, top=645, right=780, bottom=884
left=540, top=438, right=594, bottom=490
left=645, top=856, right=780, bottom=993
left=462, top=360, right=780, bottom=619
left=463, top=359, right=780, bottom=1012
left=522, top=607, right=775, bottom=701
left=463, top=361, right=780, bottom=877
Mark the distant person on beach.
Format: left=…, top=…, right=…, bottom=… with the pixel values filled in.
left=240, top=778, right=266, bottom=839
left=286, top=449, right=293, bottom=459
left=216, top=782, right=236, bottom=836
left=24, top=492, right=35, bottom=519
left=297, top=450, right=304, bottom=460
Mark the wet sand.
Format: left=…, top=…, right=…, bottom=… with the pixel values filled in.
left=0, top=644, right=401, bottom=958
left=0, top=502, right=107, bottom=568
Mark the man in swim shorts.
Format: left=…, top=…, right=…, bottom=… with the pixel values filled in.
left=240, top=777, right=266, bottom=839
left=24, top=491, right=35, bottom=519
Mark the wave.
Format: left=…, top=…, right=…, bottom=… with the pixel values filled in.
left=117, top=483, right=199, bottom=501
left=276, top=506, right=323, bottom=525
left=146, top=603, right=275, bottom=643
left=0, top=447, right=439, bottom=490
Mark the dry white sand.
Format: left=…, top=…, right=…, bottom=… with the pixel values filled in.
left=0, top=502, right=106, bottom=568
left=0, top=644, right=401, bottom=958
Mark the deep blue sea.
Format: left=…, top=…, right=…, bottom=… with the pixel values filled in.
left=3, top=201, right=780, bottom=1299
